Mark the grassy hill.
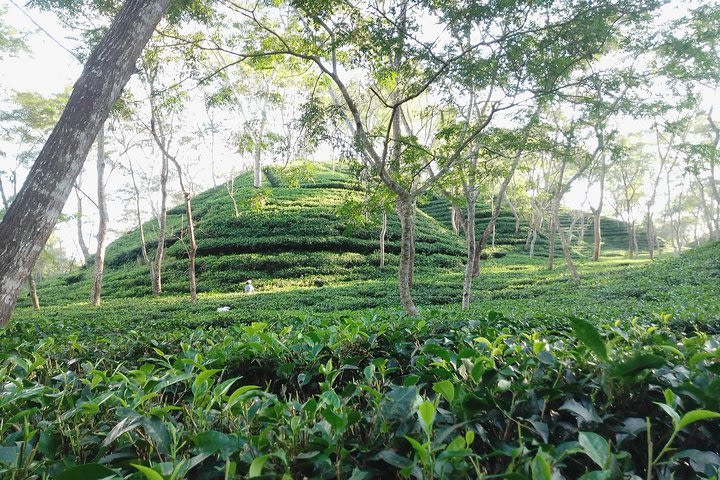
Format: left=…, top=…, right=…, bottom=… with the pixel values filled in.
left=4, top=165, right=720, bottom=479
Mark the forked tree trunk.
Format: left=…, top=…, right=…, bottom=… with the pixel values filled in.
left=226, top=177, right=240, bottom=218
left=379, top=210, right=387, bottom=267
left=0, top=0, right=171, bottom=326
left=396, top=196, right=419, bottom=316
left=462, top=197, right=476, bottom=310
left=91, top=125, right=108, bottom=306
left=556, top=216, right=580, bottom=282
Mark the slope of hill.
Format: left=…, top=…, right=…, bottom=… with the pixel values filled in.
left=26, top=165, right=467, bottom=306
left=422, top=197, right=650, bottom=257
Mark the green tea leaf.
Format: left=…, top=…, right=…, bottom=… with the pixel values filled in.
left=579, top=431, right=610, bottom=469
left=56, top=464, right=118, bottom=480
left=610, top=354, right=665, bottom=378
left=132, top=464, right=165, bottom=480
left=418, top=400, right=436, bottom=436
left=531, top=452, right=552, bottom=480
left=676, top=409, right=720, bottom=431
left=569, top=317, right=608, bottom=361
left=432, top=380, right=455, bottom=404
left=248, top=454, right=269, bottom=477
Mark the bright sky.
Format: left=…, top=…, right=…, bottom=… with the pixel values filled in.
left=0, top=0, right=715, bottom=262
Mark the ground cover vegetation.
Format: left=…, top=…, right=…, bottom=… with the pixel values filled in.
left=2, top=0, right=720, bottom=478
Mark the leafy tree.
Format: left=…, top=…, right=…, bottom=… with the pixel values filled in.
left=0, top=0, right=172, bottom=326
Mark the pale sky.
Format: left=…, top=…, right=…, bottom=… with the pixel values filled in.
left=0, top=0, right=715, bottom=262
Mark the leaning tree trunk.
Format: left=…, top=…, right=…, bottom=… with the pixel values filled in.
left=462, top=197, right=477, bottom=310
left=91, top=125, right=108, bottom=306
left=0, top=0, right=171, bottom=326
left=555, top=215, right=580, bottom=282
left=396, top=195, right=419, bottom=316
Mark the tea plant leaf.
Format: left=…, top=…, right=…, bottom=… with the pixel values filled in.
left=610, top=353, right=665, bottom=378
left=578, top=471, right=612, bottom=480
left=249, top=454, right=269, bottom=477
left=432, top=380, right=455, bottom=404
left=418, top=400, right=436, bottom=437
left=569, top=317, right=608, bottom=362
left=55, top=464, right=117, bottom=480
left=559, top=399, right=601, bottom=424
left=676, top=409, right=720, bottom=431
left=132, top=463, right=165, bottom=480
left=381, top=386, right=418, bottom=421
left=531, top=452, right=552, bottom=480
left=374, top=449, right=412, bottom=469
left=193, top=368, right=221, bottom=389
left=579, top=431, right=610, bottom=469
left=102, top=413, right=144, bottom=447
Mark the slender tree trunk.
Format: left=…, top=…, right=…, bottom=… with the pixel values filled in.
left=254, top=142, right=262, bottom=188
left=74, top=186, right=92, bottom=263
left=152, top=150, right=168, bottom=295
left=555, top=210, right=579, bottom=282
left=592, top=209, right=602, bottom=261
left=129, top=161, right=150, bottom=265
left=507, top=198, right=520, bottom=233
left=0, top=179, right=8, bottom=212
left=451, top=204, right=463, bottom=234
left=226, top=177, right=240, bottom=218
left=379, top=210, right=387, bottom=267
left=0, top=0, right=171, bottom=326
left=396, top=195, right=419, bottom=316
left=27, top=272, right=40, bottom=310
left=91, top=126, right=108, bottom=306
left=462, top=197, right=476, bottom=310
left=529, top=229, right=538, bottom=257
left=645, top=209, right=656, bottom=260
left=547, top=212, right=556, bottom=269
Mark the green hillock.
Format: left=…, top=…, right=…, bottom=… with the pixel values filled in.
left=27, top=165, right=466, bottom=306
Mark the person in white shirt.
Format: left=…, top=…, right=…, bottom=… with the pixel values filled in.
left=244, top=279, right=255, bottom=293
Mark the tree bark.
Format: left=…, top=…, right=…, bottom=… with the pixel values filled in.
left=555, top=210, right=580, bottom=282
left=172, top=161, right=198, bottom=303
left=27, top=271, right=40, bottom=310
left=0, top=0, right=171, bottom=326
left=253, top=142, right=262, bottom=188
left=396, top=196, right=419, bottom=316
left=74, top=185, right=92, bottom=263
left=462, top=197, right=476, bottom=310
left=129, top=161, right=151, bottom=265
left=379, top=210, right=387, bottom=267
left=91, top=125, right=108, bottom=306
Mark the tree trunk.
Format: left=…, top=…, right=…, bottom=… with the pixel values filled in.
left=27, top=271, right=40, bottom=310
left=627, top=222, right=636, bottom=258
left=555, top=210, right=580, bottom=282
left=451, top=204, right=463, bottom=235
left=254, top=142, right=262, bottom=188
left=645, top=209, right=655, bottom=260
left=507, top=198, right=520, bottom=233
left=129, top=161, right=150, bottom=265
left=396, top=196, right=419, bottom=316
left=152, top=149, right=169, bottom=295
left=592, top=209, right=602, bottom=261
left=547, top=212, right=556, bottom=269
left=462, top=197, right=476, bottom=310
left=379, top=210, right=387, bottom=267
left=172, top=161, right=198, bottom=303
left=91, top=125, right=108, bottom=306
left=74, top=186, right=92, bottom=263
left=227, top=177, right=240, bottom=218
left=0, top=0, right=171, bottom=326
